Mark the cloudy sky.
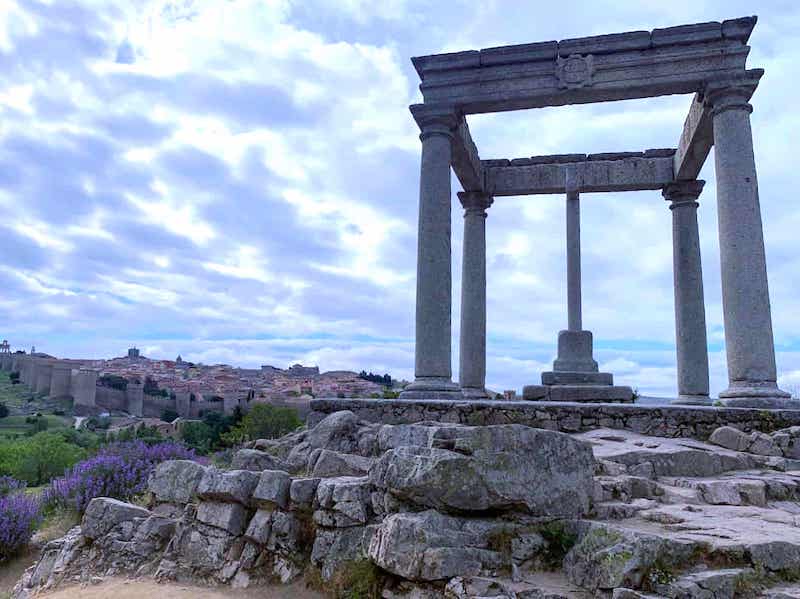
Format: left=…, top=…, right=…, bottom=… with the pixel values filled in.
left=1, top=0, right=799, bottom=397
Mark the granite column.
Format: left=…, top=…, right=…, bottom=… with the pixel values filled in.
left=458, top=191, right=492, bottom=398
left=401, top=105, right=462, bottom=399
left=707, top=75, right=789, bottom=406
left=664, top=180, right=711, bottom=404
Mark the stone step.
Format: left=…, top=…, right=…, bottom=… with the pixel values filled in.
left=762, top=584, right=800, bottom=598
left=565, top=509, right=800, bottom=594
left=593, top=499, right=659, bottom=520
left=664, top=471, right=800, bottom=507
left=652, top=567, right=758, bottom=598
left=578, top=429, right=764, bottom=478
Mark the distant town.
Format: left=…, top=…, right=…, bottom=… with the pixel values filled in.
left=99, top=346, right=401, bottom=402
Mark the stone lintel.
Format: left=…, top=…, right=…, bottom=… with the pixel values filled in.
left=485, top=154, right=675, bottom=196
left=674, top=93, right=713, bottom=181
left=451, top=117, right=484, bottom=192
left=410, top=19, right=755, bottom=114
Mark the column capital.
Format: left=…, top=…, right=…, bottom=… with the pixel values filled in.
left=663, top=180, right=705, bottom=208
left=458, top=191, right=493, bottom=214
left=703, top=69, right=763, bottom=117
left=410, top=103, right=459, bottom=140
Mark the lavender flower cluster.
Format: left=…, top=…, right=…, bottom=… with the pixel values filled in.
left=0, top=474, right=26, bottom=497
left=0, top=477, right=41, bottom=561
left=45, top=440, right=199, bottom=513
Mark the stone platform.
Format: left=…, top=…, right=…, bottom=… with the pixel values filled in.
left=523, top=383, right=634, bottom=403
left=308, top=398, right=800, bottom=440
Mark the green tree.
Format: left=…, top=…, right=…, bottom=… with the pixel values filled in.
left=0, top=432, right=87, bottom=486
left=161, top=409, right=179, bottom=422
left=222, top=404, right=301, bottom=445
left=0, top=402, right=8, bottom=419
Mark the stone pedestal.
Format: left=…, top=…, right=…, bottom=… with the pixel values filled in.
left=127, top=382, right=144, bottom=417
left=401, top=105, right=462, bottom=400
left=458, top=191, right=492, bottom=399
left=707, top=76, right=789, bottom=407
left=532, top=177, right=632, bottom=404
left=49, top=362, right=73, bottom=399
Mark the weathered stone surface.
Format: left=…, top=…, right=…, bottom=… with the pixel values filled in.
left=368, top=510, right=506, bottom=581
left=306, top=410, right=360, bottom=453
left=314, top=476, right=372, bottom=528
left=564, top=522, right=699, bottom=592
left=196, top=469, right=260, bottom=505
left=709, top=425, right=751, bottom=452
left=578, top=429, right=757, bottom=477
left=195, top=501, right=248, bottom=535
left=243, top=508, right=272, bottom=545
left=289, top=477, right=321, bottom=511
left=371, top=424, right=594, bottom=516
left=148, top=459, right=207, bottom=505
left=308, top=448, right=374, bottom=478
left=82, top=498, right=151, bottom=540
left=311, top=525, right=377, bottom=580
left=251, top=470, right=291, bottom=509
left=231, top=449, right=290, bottom=473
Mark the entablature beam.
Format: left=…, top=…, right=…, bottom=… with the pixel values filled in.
left=484, top=151, right=676, bottom=196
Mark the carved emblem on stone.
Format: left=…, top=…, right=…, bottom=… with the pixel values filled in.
left=556, top=54, right=594, bottom=89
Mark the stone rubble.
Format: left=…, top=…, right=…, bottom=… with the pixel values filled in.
left=13, top=413, right=800, bottom=599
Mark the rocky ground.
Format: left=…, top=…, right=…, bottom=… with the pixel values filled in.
left=12, top=412, right=800, bottom=598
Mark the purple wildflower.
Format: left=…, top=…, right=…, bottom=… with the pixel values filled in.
left=0, top=489, right=41, bottom=561
left=44, top=440, right=201, bottom=513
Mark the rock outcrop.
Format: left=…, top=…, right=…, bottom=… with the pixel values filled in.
left=15, top=415, right=800, bottom=599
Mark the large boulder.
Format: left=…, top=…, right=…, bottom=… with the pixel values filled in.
left=231, top=449, right=291, bottom=473
left=368, top=510, right=506, bottom=581
left=148, top=459, right=207, bottom=505
left=82, top=498, right=152, bottom=540
left=309, top=448, right=374, bottom=478
left=306, top=410, right=360, bottom=453
left=371, top=424, right=594, bottom=517
left=196, top=469, right=260, bottom=505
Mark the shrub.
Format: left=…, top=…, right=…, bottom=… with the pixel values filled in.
left=0, top=491, right=41, bottom=561
left=181, top=421, right=214, bottom=454
left=0, top=403, right=8, bottom=419
left=0, top=431, right=87, bottom=487
left=45, top=440, right=199, bottom=513
left=221, top=404, right=302, bottom=444
left=9, top=371, right=20, bottom=381
left=161, top=408, right=179, bottom=422
left=85, top=416, right=111, bottom=431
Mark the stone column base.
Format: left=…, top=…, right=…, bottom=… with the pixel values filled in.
left=542, top=371, right=613, bottom=386
left=523, top=384, right=634, bottom=403
left=671, top=394, right=713, bottom=406
left=400, top=377, right=463, bottom=400
left=719, top=382, right=791, bottom=408
left=460, top=386, right=490, bottom=399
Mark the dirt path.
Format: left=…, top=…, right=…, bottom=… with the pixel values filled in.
left=34, top=578, right=325, bottom=598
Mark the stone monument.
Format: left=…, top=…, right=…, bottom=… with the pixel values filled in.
left=400, top=16, right=788, bottom=407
